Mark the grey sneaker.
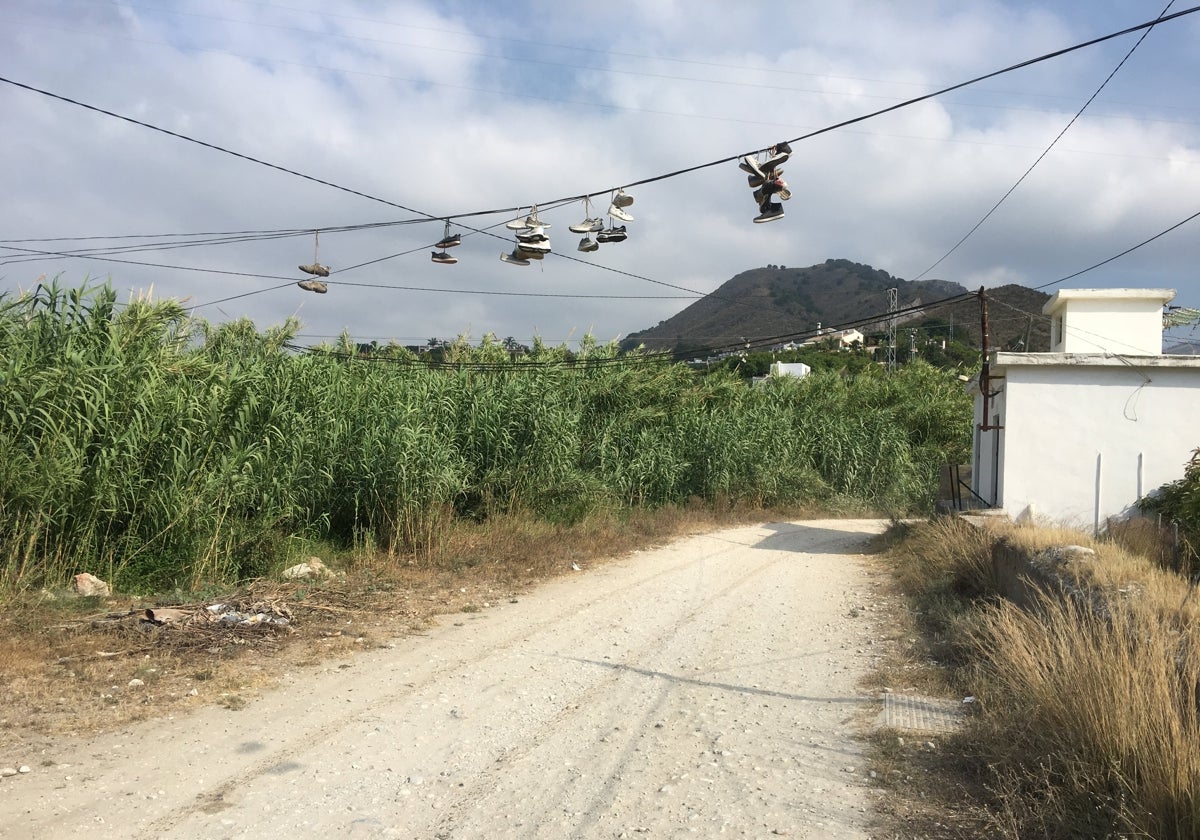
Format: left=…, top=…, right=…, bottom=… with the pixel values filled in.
left=760, top=149, right=789, bottom=173
left=500, top=249, right=530, bottom=266
left=753, top=202, right=784, bottom=223
left=577, top=235, right=599, bottom=252
left=299, top=263, right=330, bottom=277
left=297, top=279, right=328, bottom=293
left=431, top=250, right=458, bottom=264
left=612, top=188, right=634, bottom=208
left=569, top=217, right=603, bottom=234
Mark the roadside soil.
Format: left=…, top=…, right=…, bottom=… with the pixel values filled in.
left=0, top=518, right=891, bottom=839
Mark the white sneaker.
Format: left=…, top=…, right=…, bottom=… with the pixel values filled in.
left=608, top=203, right=634, bottom=222
left=500, top=250, right=530, bottom=266
left=612, top=188, right=634, bottom=208
left=739, top=155, right=764, bottom=178
left=516, top=239, right=551, bottom=254
left=516, top=225, right=549, bottom=243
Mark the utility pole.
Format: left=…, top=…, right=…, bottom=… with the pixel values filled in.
left=886, top=288, right=898, bottom=373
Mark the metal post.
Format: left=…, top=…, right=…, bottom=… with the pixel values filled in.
left=886, top=288, right=898, bottom=373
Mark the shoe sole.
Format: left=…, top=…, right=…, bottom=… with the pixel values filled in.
left=753, top=212, right=784, bottom=223
left=608, top=206, right=634, bottom=222
left=500, top=253, right=530, bottom=265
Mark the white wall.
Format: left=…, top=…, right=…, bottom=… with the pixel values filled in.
left=993, top=360, right=1200, bottom=528
left=1058, top=298, right=1166, bottom=356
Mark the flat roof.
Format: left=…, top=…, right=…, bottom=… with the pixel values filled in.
left=1043, top=287, right=1175, bottom=315
left=992, top=351, right=1200, bottom=368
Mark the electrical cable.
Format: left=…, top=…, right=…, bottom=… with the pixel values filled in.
left=910, top=0, right=1177, bottom=282
left=5, top=6, right=1197, bottom=233
left=288, top=291, right=978, bottom=372
left=1035, top=207, right=1200, bottom=291
left=5, top=8, right=1195, bottom=331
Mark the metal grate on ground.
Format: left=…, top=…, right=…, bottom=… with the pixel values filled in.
left=876, top=693, right=964, bottom=733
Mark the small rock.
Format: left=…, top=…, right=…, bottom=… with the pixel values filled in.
left=571, top=563, right=581, bottom=571
left=0, top=768, right=17, bottom=777
left=73, top=573, right=110, bottom=597
left=18, top=766, right=30, bottom=774
left=187, top=688, right=199, bottom=697
left=128, top=679, right=145, bottom=687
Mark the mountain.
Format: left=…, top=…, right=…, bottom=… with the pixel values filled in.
left=622, top=258, right=1051, bottom=354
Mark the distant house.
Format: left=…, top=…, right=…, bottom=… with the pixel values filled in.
left=770, top=361, right=812, bottom=379
left=969, top=288, right=1200, bottom=531
left=800, top=327, right=863, bottom=350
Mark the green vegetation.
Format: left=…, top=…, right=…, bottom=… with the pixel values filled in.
left=1139, top=447, right=1200, bottom=572
left=883, top=518, right=1200, bottom=838
left=0, top=281, right=972, bottom=593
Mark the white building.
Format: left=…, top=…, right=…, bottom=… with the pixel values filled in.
left=970, top=288, right=1200, bottom=531
left=771, top=361, right=812, bottom=379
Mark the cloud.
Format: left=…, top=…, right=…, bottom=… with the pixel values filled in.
left=1, top=0, right=1197, bottom=349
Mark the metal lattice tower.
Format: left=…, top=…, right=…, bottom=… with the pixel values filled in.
left=886, top=288, right=898, bottom=373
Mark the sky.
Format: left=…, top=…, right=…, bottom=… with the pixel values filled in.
left=2, top=0, right=1199, bottom=350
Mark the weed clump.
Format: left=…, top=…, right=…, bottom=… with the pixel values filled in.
left=883, top=517, right=1200, bottom=839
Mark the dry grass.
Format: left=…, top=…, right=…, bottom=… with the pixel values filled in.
left=0, top=500, right=822, bottom=753
left=871, top=515, right=1200, bottom=840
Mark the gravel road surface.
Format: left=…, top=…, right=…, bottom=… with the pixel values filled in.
left=0, top=518, right=889, bottom=839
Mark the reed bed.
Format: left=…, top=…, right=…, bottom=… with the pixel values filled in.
left=0, top=281, right=972, bottom=593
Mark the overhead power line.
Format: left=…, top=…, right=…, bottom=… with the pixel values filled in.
left=911, top=0, right=1178, bottom=282
left=4, top=5, right=1197, bottom=232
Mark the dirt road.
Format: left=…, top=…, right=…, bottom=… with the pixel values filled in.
left=0, top=519, right=889, bottom=839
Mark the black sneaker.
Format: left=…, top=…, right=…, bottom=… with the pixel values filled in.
left=747, top=173, right=765, bottom=188
left=753, top=203, right=784, bottom=223
left=436, top=233, right=461, bottom=249
left=431, top=250, right=458, bottom=264
left=597, top=226, right=627, bottom=243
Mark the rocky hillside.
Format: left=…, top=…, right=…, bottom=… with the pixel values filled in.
left=623, top=258, right=1051, bottom=353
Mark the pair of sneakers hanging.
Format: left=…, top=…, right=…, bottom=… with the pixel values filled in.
left=739, top=141, right=792, bottom=223
left=570, top=190, right=633, bottom=252
left=501, top=206, right=552, bottom=266
left=298, top=230, right=330, bottom=292
left=432, top=220, right=461, bottom=264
